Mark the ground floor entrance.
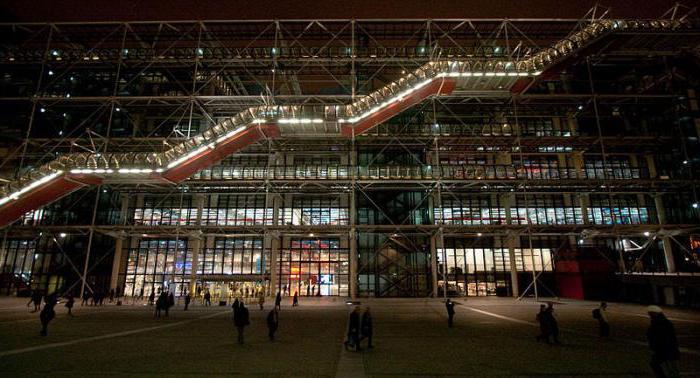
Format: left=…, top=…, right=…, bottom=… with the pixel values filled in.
left=195, top=276, right=269, bottom=304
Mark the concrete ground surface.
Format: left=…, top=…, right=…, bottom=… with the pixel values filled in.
left=0, top=296, right=698, bottom=377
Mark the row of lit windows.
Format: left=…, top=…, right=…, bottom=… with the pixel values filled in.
left=185, top=164, right=645, bottom=181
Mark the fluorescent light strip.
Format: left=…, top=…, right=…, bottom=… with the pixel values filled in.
left=278, top=118, right=323, bottom=124
left=0, top=171, right=64, bottom=206
left=117, top=168, right=153, bottom=174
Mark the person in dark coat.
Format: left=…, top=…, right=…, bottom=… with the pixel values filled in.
left=81, top=291, right=90, bottom=306
left=593, top=302, right=610, bottom=338
left=344, top=306, right=361, bottom=351
left=536, top=304, right=550, bottom=342
left=232, top=298, right=240, bottom=312
left=28, top=290, right=42, bottom=312
left=65, top=293, right=75, bottom=316
left=275, top=292, right=282, bottom=311
left=39, top=293, right=57, bottom=336
left=646, top=305, right=680, bottom=378
left=184, top=294, right=191, bottom=311
left=234, top=302, right=250, bottom=344
left=292, top=291, right=299, bottom=307
left=361, top=307, right=374, bottom=349
left=166, top=292, right=175, bottom=317
left=544, top=302, right=560, bottom=344
left=155, top=292, right=167, bottom=318
left=267, top=308, right=279, bottom=341
left=445, top=299, right=455, bottom=327
left=203, top=290, right=211, bottom=306
left=109, top=288, right=115, bottom=303
left=148, top=291, right=155, bottom=306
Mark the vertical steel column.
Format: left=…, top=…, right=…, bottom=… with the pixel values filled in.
left=109, top=194, right=130, bottom=291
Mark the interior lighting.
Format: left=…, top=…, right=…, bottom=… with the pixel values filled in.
left=643, top=231, right=650, bottom=237
left=59, top=233, right=67, bottom=238
left=693, top=203, right=699, bottom=209
left=48, top=70, right=54, bottom=76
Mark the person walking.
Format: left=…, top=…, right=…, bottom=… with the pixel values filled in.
left=344, top=306, right=361, bottom=351
left=593, top=302, right=610, bottom=338
left=234, top=302, right=250, bottom=344
left=204, top=290, right=212, bottom=307
left=258, top=293, right=265, bottom=310
left=536, top=304, right=550, bottom=343
left=361, top=307, right=374, bottom=349
left=646, top=305, right=680, bottom=378
left=267, top=308, right=279, bottom=341
left=81, top=291, right=90, bottom=306
left=39, top=293, right=57, bottom=336
left=445, top=299, right=456, bottom=328
left=148, top=290, right=155, bottom=306
left=232, top=298, right=240, bottom=313
left=544, top=302, right=560, bottom=344
left=184, top=293, right=191, bottom=311
left=28, top=290, right=42, bottom=312
left=275, top=291, right=282, bottom=311
left=166, top=292, right=175, bottom=317
left=65, top=293, right=75, bottom=317
left=155, top=292, right=167, bottom=318
left=292, top=291, right=299, bottom=307
left=139, top=287, right=145, bottom=301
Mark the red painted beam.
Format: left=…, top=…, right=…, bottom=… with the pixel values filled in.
left=0, top=175, right=99, bottom=227
left=509, top=77, right=533, bottom=94
left=341, top=78, right=456, bottom=138
left=161, top=124, right=280, bottom=182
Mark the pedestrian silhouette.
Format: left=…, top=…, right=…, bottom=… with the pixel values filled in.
left=28, top=290, right=42, bottom=312
left=446, top=299, right=455, bottom=327
left=543, top=302, right=560, bottom=344
left=293, top=291, right=299, bottom=307
left=184, top=294, right=191, bottom=311
left=65, top=293, right=74, bottom=316
left=593, top=302, right=610, bottom=338
left=344, top=306, right=361, bottom=351
left=234, top=302, right=250, bottom=344
left=646, top=305, right=680, bottom=377
left=275, top=292, right=282, bottom=311
left=39, top=293, right=57, bottom=336
left=536, top=304, right=550, bottom=343
left=361, top=307, right=374, bottom=349
left=267, top=308, right=279, bottom=341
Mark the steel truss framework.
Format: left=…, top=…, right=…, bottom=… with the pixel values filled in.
left=0, top=4, right=699, bottom=299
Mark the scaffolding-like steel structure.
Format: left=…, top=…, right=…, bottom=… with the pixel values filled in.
left=0, top=5, right=699, bottom=303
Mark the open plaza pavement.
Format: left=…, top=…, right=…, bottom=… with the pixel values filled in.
left=0, top=296, right=699, bottom=376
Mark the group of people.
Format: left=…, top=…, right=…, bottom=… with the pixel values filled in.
left=231, top=297, right=281, bottom=344
left=154, top=291, right=175, bottom=318
left=535, top=302, right=561, bottom=344
left=344, top=306, right=373, bottom=351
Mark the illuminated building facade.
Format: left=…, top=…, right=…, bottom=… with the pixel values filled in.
left=0, top=11, right=699, bottom=304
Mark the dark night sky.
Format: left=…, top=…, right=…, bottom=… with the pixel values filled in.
left=0, top=0, right=685, bottom=22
